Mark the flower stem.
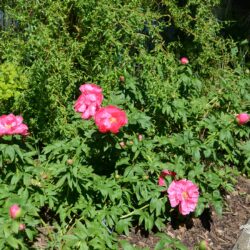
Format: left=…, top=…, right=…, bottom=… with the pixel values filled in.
left=120, top=197, right=165, bottom=219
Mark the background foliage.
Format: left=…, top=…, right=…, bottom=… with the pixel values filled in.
left=0, top=0, right=249, bottom=249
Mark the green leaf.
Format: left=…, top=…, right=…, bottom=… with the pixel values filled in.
left=213, top=200, right=223, bottom=215
left=119, top=240, right=136, bottom=250
left=4, top=145, right=15, bottom=162
left=56, top=175, right=67, bottom=188
left=6, top=236, right=19, bottom=249
left=25, top=228, right=34, bottom=241
left=115, top=219, right=130, bottom=235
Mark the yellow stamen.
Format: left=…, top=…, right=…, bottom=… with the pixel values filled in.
left=109, top=117, right=117, bottom=123
left=182, top=191, right=188, bottom=199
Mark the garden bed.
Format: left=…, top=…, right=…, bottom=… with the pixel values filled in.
left=120, top=176, right=250, bottom=249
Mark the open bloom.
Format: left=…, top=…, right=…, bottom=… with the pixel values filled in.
left=74, top=83, right=103, bottom=119
left=94, top=105, right=128, bottom=133
left=0, top=114, right=28, bottom=136
left=236, top=113, right=250, bottom=125
left=9, top=204, right=22, bottom=219
left=180, top=57, right=189, bottom=65
left=158, top=169, right=176, bottom=186
left=79, top=83, right=102, bottom=94
left=167, top=179, right=199, bottom=215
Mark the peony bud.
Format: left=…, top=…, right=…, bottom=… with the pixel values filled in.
left=119, top=76, right=125, bottom=82
left=67, top=159, right=74, bottom=165
left=19, top=223, right=26, bottom=231
left=199, top=240, right=209, bottom=250
left=9, top=204, right=22, bottom=219
left=180, top=57, right=189, bottom=65
left=236, top=113, right=250, bottom=125
left=119, top=141, right=126, bottom=148
left=138, top=134, right=143, bottom=142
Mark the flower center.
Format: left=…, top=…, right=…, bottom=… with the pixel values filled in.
left=109, top=117, right=117, bottom=123
left=182, top=191, right=188, bottom=200
left=5, top=124, right=12, bottom=129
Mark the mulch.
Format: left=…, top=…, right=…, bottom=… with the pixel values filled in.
left=120, top=176, right=250, bottom=249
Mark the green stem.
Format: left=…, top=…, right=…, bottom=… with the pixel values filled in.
left=120, top=197, right=165, bottom=219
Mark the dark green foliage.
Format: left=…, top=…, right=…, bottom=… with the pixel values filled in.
left=0, top=0, right=249, bottom=248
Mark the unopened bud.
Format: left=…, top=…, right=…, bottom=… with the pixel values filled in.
left=199, top=240, right=209, bottom=250
left=19, top=224, right=26, bottom=231
left=180, top=57, right=189, bottom=65
left=138, top=134, right=143, bottom=141
left=67, top=159, right=74, bottom=165
left=9, top=204, right=22, bottom=219
left=119, top=76, right=125, bottom=82
left=119, top=142, right=126, bottom=148
left=236, top=113, right=250, bottom=125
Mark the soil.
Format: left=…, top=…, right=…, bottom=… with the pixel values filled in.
left=120, top=176, right=250, bottom=250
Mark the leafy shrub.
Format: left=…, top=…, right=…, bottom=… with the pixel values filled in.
left=0, top=0, right=249, bottom=249
left=0, top=62, right=28, bottom=112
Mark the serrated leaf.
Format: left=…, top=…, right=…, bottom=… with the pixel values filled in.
left=4, top=145, right=15, bottom=162
left=115, top=219, right=130, bottom=235
left=6, top=236, right=19, bottom=249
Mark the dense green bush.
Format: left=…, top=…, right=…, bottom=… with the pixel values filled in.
left=0, top=0, right=249, bottom=249
left=0, top=62, right=28, bottom=113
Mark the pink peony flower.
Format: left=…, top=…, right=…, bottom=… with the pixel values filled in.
left=9, top=204, right=22, bottom=219
left=180, top=57, right=189, bottom=65
left=236, top=113, right=250, bottom=125
left=79, top=83, right=102, bottom=94
left=74, top=83, right=103, bottom=119
left=0, top=114, right=28, bottom=136
left=167, top=179, right=199, bottom=215
left=158, top=169, right=176, bottom=186
left=94, top=105, right=128, bottom=133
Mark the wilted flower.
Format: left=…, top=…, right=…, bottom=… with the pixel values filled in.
left=167, top=179, right=199, bottom=215
left=0, top=114, right=28, bottom=136
left=74, top=83, right=103, bottom=119
left=158, top=169, right=176, bottom=186
left=9, top=204, right=22, bottom=219
left=94, top=105, right=128, bottom=133
left=236, top=113, right=250, bottom=125
left=180, top=57, right=189, bottom=65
